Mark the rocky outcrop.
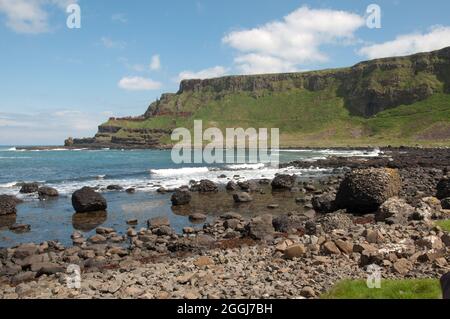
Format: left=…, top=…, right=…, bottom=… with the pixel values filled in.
left=335, top=168, right=402, bottom=214
left=72, top=187, right=107, bottom=213
left=20, top=183, right=39, bottom=194
left=0, top=195, right=21, bottom=216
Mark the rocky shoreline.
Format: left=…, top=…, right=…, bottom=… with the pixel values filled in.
left=1, top=148, right=450, bottom=299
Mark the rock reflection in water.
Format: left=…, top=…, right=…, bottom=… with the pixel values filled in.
left=72, top=211, right=107, bottom=232
left=0, top=215, right=17, bottom=229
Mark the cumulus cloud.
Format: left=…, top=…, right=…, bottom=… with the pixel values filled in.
left=149, top=54, right=161, bottom=71
left=0, top=109, right=109, bottom=145
left=0, top=0, right=77, bottom=34
left=222, top=6, right=365, bottom=74
left=177, top=66, right=228, bottom=82
left=118, top=76, right=162, bottom=91
left=358, top=26, right=450, bottom=59
left=101, top=36, right=126, bottom=49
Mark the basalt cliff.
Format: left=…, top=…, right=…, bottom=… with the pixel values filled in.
left=67, top=47, right=450, bottom=149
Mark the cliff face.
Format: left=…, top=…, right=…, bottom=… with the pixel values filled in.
left=69, top=47, right=450, bottom=149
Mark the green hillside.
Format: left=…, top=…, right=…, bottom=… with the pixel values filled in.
left=68, top=47, right=450, bottom=148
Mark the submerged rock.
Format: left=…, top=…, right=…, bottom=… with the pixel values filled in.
left=233, top=192, right=253, bottom=203
left=171, top=189, right=192, bottom=206
left=72, top=187, right=107, bottom=213
left=38, top=187, right=59, bottom=200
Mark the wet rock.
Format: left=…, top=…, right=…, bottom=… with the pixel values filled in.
left=126, top=188, right=136, bottom=194
left=238, top=181, right=259, bottom=192
left=312, top=193, right=336, bottom=213
left=38, top=187, right=59, bottom=199
left=189, top=213, right=207, bottom=222
left=246, top=215, right=274, bottom=240
left=226, top=181, right=239, bottom=191
left=107, top=185, right=123, bottom=191
left=9, top=223, right=31, bottom=233
left=221, top=212, right=242, bottom=220
left=191, top=180, right=218, bottom=193
left=0, top=195, right=19, bottom=216
left=20, top=182, right=39, bottom=194
left=335, top=168, right=402, bottom=213
left=72, top=211, right=107, bottom=232
left=96, top=226, right=115, bottom=235
left=437, top=177, right=450, bottom=199
left=89, top=234, right=107, bottom=244
left=171, top=189, right=192, bottom=206
left=126, top=219, right=138, bottom=225
left=376, top=197, right=414, bottom=224
left=233, top=192, right=253, bottom=203
left=72, top=187, right=107, bottom=213
left=271, top=175, right=296, bottom=190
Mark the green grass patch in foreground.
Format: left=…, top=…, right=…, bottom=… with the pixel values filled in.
left=436, top=219, right=450, bottom=232
left=321, top=279, right=441, bottom=299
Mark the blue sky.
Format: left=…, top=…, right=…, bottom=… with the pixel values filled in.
left=1, top=0, right=450, bottom=145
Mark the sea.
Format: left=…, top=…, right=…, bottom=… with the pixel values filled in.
left=0, top=146, right=381, bottom=247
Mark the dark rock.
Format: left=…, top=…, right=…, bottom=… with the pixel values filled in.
left=38, top=186, right=59, bottom=199
left=238, top=181, right=258, bottom=192
left=441, top=198, right=450, bottom=210
left=107, top=185, right=123, bottom=191
left=171, top=189, right=192, bottom=206
left=272, top=215, right=305, bottom=233
left=11, top=271, right=36, bottom=285
left=0, top=195, right=20, bottom=216
left=9, top=223, right=31, bottom=233
left=233, top=192, right=253, bottom=203
left=35, top=263, right=65, bottom=276
left=191, top=180, right=218, bottom=193
left=72, top=187, right=107, bottom=213
left=437, top=178, right=450, bottom=199
left=226, top=181, right=239, bottom=191
left=13, top=244, right=38, bottom=259
left=335, top=168, right=402, bottom=213
left=189, top=213, right=207, bottom=221
left=271, top=175, right=296, bottom=190
left=221, top=212, right=242, bottom=220
left=20, top=182, right=39, bottom=194
left=126, top=188, right=136, bottom=194
left=312, top=193, right=336, bottom=213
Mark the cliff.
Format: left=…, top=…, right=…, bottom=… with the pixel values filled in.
left=68, top=46, right=450, bottom=149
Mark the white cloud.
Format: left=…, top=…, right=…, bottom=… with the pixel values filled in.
left=0, top=0, right=77, bottom=34
left=118, top=76, right=162, bottom=91
left=222, top=6, right=365, bottom=74
left=358, top=26, right=450, bottom=59
left=100, top=36, right=126, bottom=49
left=177, top=66, right=228, bottom=82
left=150, top=54, right=161, bottom=71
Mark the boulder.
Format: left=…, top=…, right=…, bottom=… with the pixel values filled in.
left=312, top=193, right=336, bottom=213
left=38, top=186, right=59, bottom=199
left=284, top=244, right=306, bottom=259
left=393, top=259, right=413, bottom=275
left=437, top=177, right=450, bottom=199
left=20, top=182, right=39, bottom=194
left=441, top=198, right=450, bottom=210
left=335, top=168, right=402, bottom=213
left=271, top=175, right=296, bottom=190
left=233, top=192, right=253, bottom=203
left=272, top=215, right=305, bottom=233
left=376, top=197, right=414, bottom=224
left=71, top=187, right=107, bottom=213
left=226, top=181, right=239, bottom=191
left=322, top=241, right=341, bottom=255
left=106, top=185, right=123, bottom=191
left=191, top=180, right=218, bottom=193
left=246, top=215, right=274, bottom=240
left=0, top=195, right=20, bottom=216
left=171, top=189, right=192, bottom=206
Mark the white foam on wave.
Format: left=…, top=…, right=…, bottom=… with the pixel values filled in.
left=150, top=167, right=210, bottom=177
left=225, top=163, right=266, bottom=170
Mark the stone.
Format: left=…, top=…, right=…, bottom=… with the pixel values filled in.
left=335, top=168, right=402, bottom=213
left=441, top=198, right=450, bottom=209
left=126, top=188, right=136, bottom=194
left=183, top=227, right=195, bottom=234
left=226, top=181, right=239, bottom=191
left=437, top=177, right=450, bottom=199
left=416, top=235, right=443, bottom=250
left=224, top=219, right=240, bottom=230
left=11, top=272, right=36, bottom=285
left=364, top=229, right=384, bottom=244
left=71, top=187, right=107, bottom=213
left=9, top=223, right=31, bottom=233
left=300, top=286, right=316, bottom=298
left=89, top=234, right=106, bottom=244
left=271, top=174, right=296, bottom=190
left=191, top=180, right=218, bottom=193
left=126, top=219, right=138, bottom=225
left=283, top=244, right=306, bottom=259
left=221, top=212, right=242, bottom=220
left=335, top=239, right=354, bottom=255
left=393, top=259, right=413, bottom=275
left=0, top=195, right=20, bottom=216
left=376, top=197, right=414, bottom=224
left=194, top=256, right=214, bottom=267
left=20, top=182, right=39, bottom=194
left=38, top=186, right=59, bottom=199
left=171, top=189, right=192, bottom=206
left=189, top=213, right=207, bottom=221
left=96, top=226, right=115, bottom=235
left=312, top=193, right=336, bottom=213
left=13, top=244, right=38, bottom=259
left=233, top=192, right=253, bottom=203
left=106, top=185, right=123, bottom=191
left=353, top=243, right=377, bottom=253
left=246, top=215, right=274, bottom=240
left=322, top=241, right=341, bottom=255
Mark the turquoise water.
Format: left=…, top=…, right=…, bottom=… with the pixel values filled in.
left=0, top=147, right=380, bottom=247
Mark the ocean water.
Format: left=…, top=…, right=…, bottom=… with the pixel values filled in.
left=0, top=147, right=381, bottom=246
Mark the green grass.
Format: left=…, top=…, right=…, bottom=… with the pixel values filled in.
left=321, top=279, right=442, bottom=299
left=436, top=219, right=450, bottom=232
